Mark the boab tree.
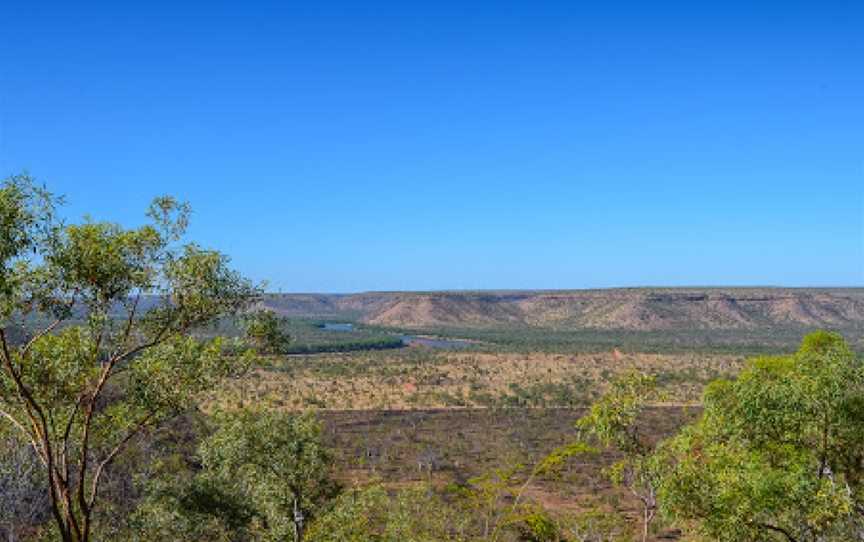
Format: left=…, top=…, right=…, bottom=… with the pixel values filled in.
left=0, top=174, right=258, bottom=542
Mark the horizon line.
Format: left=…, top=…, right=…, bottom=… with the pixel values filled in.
left=262, top=285, right=864, bottom=295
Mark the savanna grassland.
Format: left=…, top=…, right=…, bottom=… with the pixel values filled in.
left=4, top=176, right=863, bottom=542
left=221, top=348, right=741, bottom=410
left=200, top=293, right=863, bottom=540
left=205, top=340, right=736, bottom=538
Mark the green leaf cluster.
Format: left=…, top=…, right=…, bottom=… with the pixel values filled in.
left=0, top=174, right=259, bottom=542
left=657, top=331, right=864, bottom=541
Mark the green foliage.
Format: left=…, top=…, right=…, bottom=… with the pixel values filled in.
left=556, top=507, right=632, bottom=542
left=0, top=174, right=258, bottom=542
left=199, top=409, right=339, bottom=542
left=551, top=371, right=663, bottom=542
left=510, top=506, right=560, bottom=542
left=656, top=331, right=864, bottom=541
left=374, top=322, right=864, bottom=356
left=306, top=483, right=469, bottom=542
left=577, top=371, right=658, bottom=456
left=534, top=441, right=598, bottom=478
left=128, top=475, right=259, bottom=542
left=240, top=310, right=292, bottom=354
left=283, top=335, right=404, bottom=354
left=218, top=316, right=404, bottom=354
left=130, top=410, right=338, bottom=542
left=127, top=336, right=252, bottom=413
left=446, top=463, right=556, bottom=541
left=0, top=175, right=59, bottom=313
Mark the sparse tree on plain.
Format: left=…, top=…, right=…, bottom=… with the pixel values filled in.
left=540, top=371, right=663, bottom=542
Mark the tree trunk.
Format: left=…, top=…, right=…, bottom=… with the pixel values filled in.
left=292, top=497, right=305, bottom=542
left=642, top=506, right=649, bottom=542
left=47, top=475, right=75, bottom=542
left=641, top=504, right=658, bottom=542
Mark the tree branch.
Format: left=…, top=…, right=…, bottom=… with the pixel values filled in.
left=0, top=407, right=38, bottom=451
left=116, top=293, right=141, bottom=355
left=19, top=290, right=78, bottom=359
left=87, top=412, right=154, bottom=510
left=1, top=328, right=75, bottom=541
left=758, top=522, right=799, bottom=542
left=60, top=396, right=84, bottom=484
left=20, top=317, right=62, bottom=358
left=110, top=316, right=174, bottom=365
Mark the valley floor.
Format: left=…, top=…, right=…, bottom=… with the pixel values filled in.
left=209, top=345, right=740, bottom=539
left=217, top=347, right=743, bottom=410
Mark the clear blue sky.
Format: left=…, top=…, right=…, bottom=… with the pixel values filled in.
left=1, top=1, right=862, bottom=292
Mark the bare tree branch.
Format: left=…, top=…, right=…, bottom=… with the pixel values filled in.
left=87, top=412, right=154, bottom=510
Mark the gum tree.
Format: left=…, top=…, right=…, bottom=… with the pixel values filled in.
left=542, top=371, right=662, bottom=542
left=0, top=174, right=258, bottom=542
left=657, top=331, right=864, bottom=542
left=199, top=410, right=339, bottom=542
left=240, top=310, right=291, bottom=355
left=578, top=371, right=663, bottom=542
left=305, top=483, right=468, bottom=542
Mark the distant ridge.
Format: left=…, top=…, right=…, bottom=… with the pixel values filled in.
left=259, top=288, right=864, bottom=332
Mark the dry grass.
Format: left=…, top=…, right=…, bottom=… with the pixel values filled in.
left=212, top=346, right=743, bottom=411
left=316, top=407, right=698, bottom=540
left=203, top=347, right=737, bottom=540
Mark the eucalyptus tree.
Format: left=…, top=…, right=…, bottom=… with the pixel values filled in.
left=576, top=371, right=662, bottom=542
left=540, top=371, right=663, bottom=542
left=656, top=331, right=864, bottom=542
left=0, top=174, right=258, bottom=542
left=240, top=310, right=291, bottom=355
left=199, top=410, right=339, bottom=542
left=304, top=483, right=468, bottom=542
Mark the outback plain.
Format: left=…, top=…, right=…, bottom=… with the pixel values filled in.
left=2, top=178, right=862, bottom=542
left=207, top=288, right=864, bottom=539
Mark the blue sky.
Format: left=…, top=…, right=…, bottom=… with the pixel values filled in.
left=1, top=1, right=862, bottom=292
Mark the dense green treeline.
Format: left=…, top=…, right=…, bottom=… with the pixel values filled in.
left=211, top=315, right=406, bottom=355
left=283, top=336, right=404, bottom=354
left=370, top=323, right=864, bottom=355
